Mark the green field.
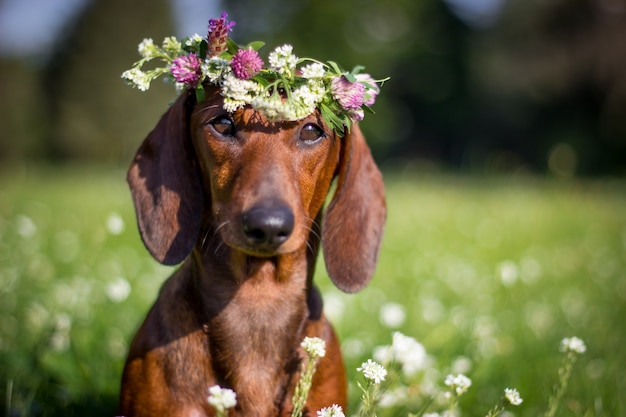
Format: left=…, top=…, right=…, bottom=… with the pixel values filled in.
left=1, top=166, right=625, bottom=416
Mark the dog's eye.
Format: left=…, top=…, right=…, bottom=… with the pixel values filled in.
left=210, top=116, right=236, bottom=136
left=300, top=123, right=325, bottom=144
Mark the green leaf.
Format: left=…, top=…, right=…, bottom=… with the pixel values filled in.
left=195, top=85, right=206, bottom=103
left=226, top=38, right=240, bottom=55
left=344, top=72, right=357, bottom=83
left=351, top=65, right=366, bottom=74
left=246, top=41, right=265, bottom=51
left=199, top=40, right=208, bottom=59
left=326, top=61, right=343, bottom=75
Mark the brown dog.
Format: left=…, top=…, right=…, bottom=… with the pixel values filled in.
left=119, top=86, right=385, bottom=416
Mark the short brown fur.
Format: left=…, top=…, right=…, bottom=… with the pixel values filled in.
left=120, top=88, right=385, bottom=416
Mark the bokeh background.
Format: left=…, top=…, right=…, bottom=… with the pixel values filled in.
left=2, top=0, right=626, bottom=174
left=1, top=0, right=625, bottom=416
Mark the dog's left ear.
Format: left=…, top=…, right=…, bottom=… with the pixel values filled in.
left=127, top=90, right=203, bottom=265
left=322, top=124, right=386, bottom=293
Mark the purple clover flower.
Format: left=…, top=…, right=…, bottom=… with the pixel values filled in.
left=356, top=73, right=379, bottom=106
left=171, top=53, right=202, bottom=87
left=208, top=12, right=236, bottom=56
left=331, top=75, right=366, bottom=111
left=231, top=48, right=264, bottom=80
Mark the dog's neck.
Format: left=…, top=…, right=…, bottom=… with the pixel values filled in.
left=187, top=233, right=319, bottom=415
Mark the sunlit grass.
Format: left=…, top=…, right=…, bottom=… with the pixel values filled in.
left=1, top=166, right=625, bottom=416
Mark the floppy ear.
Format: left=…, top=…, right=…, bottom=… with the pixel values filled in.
left=322, top=124, right=386, bottom=293
left=127, top=90, right=203, bottom=265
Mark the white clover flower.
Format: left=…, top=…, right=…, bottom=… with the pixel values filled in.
left=138, top=38, right=157, bottom=59
left=504, top=388, right=523, bottom=406
left=186, top=33, right=204, bottom=47
left=317, top=404, right=345, bottom=417
left=223, top=97, right=246, bottom=113
left=162, top=36, right=182, bottom=54
left=106, top=277, right=131, bottom=303
left=293, top=82, right=325, bottom=109
left=378, top=386, right=408, bottom=408
left=106, top=213, right=125, bottom=235
left=301, top=337, right=326, bottom=358
left=207, top=385, right=237, bottom=412
left=220, top=74, right=265, bottom=111
left=560, top=337, right=587, bottom=354
left=268, top=44, right=298, bottom=76
left=391, top=331, right=428, bottom=376
left=444, top=373, right=472, bottom=396
left=203, top=57, right=232, bottom=84
left=301, top=62, right=326, bottom=79
left=121, top=68, right=151, bottom=91
left=357, top=359, right=387, bottom=384
left=379, top=302, right=407, bottom=328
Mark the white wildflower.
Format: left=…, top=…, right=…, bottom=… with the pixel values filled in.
left=317, top=404, right=345, bottom=417
left=301, top=62, right=326, bottom=79
left=560, top=336, right=587, bottom=354
left=203, top=57, right=231, bottom=84
left=378, top=386, right=408, bottom=408
left=121, top=68, right=151, bottom=91
left=106, top=213, right=125, bottom=235
left=268, top=44, right=298, bottom=76
left=391, top=331, right=428, bottom=376
left=504, top=388, right=523, bottom=406
left=138, top=38, right=157, bottom=59
left=357, top=359, right=387, bottom=384
left=207, top=385, right=237, bottom=412
left=379, top=302, right=407, bottom=328
left=301, top=337, right=326, bottom=358
left=444, top=373, right=472, bottom=396
left=293, top=82, right=325, bottom=109
left=106, top=277, right=131, bottom=303
left=186, top=33, right=204, bottom=47
left=162, top=36, right=182, bottom=54
left=221, top=74, right=263, bottom=102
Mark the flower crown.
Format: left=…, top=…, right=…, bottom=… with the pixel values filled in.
left=122, top=12, right=387, bottom=136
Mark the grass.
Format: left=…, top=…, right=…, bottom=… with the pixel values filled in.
left=0, top=165, right=624, bottom=416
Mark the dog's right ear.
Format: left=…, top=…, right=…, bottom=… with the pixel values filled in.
left=127, top=90, right=203, bottom=265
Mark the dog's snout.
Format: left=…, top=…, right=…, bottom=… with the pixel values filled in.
left=242, top=204, right=295, bottom=249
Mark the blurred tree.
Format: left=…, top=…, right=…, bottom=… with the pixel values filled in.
left=40, top=0, right=176, bottom=162
left=223, top=0, right=470, bottom=165
left=476, top=0, right=626, bottom=174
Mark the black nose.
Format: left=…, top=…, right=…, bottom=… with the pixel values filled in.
left=242, top=204, right=294, bottom=249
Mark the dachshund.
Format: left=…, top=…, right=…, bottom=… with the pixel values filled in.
left=119, top=86, right=386, bottom=417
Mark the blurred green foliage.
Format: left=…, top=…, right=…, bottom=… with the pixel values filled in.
left=0, top=167, right=624, bottom=415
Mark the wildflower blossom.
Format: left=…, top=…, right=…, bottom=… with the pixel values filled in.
left=301, top=337, right=326, bottom=358
left=207, top=385, right=237, bottom=413
left=268, top=44, right=298, bottom=76
left=444, top=373, right=472, bottom=396
left=301, top=62, right=326, bottom=79
left=121, top=68, right=150, bottom=91
left=138, top=38, right=157, bottom=59
left=122, top=12, right=387, bottom=136
left=231, top=48, right=264, bottom=79
left=356, top=73, right=380, bottom=106
left=357, top=359, right=387, bottom=384
left=171, top=54, right=203, bottom=87
left=208, top=12, right=235, bottom=56
left=317, top=404, right=345, bottom=417
left=391, top=332, right=428, bottom=376
left=560, top=337, right=586, bottom=354
left=504, top=388, right=523, bottom=406
left=331, top=75, right=366, bottom=110
left=162, top=36, right=182, bottom=54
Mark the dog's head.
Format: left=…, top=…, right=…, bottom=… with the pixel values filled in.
left=127, top=88, right=385, bottom=293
